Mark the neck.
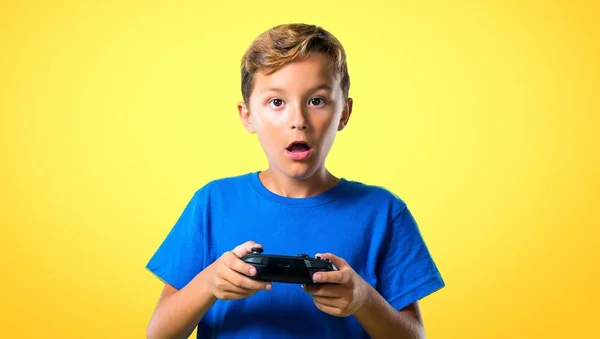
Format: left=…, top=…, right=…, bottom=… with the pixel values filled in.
left=258, top=167, right=340, bottom=198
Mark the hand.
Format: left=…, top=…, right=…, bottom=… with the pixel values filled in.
left=208, top=241, right=272, bottom=300
left=302, top=253, right=371, bottom=317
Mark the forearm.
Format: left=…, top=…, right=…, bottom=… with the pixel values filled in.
left=354, top=286, right=425, bottom=339
left=146, top=264, right=218, bottom=339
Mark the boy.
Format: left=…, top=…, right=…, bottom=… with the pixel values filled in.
left=145, top=23, right=444, bottom=339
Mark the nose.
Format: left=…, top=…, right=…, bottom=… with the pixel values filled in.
left=290, top=102, right=308, bottom=130
left=292, top=122, right=308, bottom=130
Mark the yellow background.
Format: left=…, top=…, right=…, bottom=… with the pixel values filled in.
left=1, top=0, right=598, bottom=338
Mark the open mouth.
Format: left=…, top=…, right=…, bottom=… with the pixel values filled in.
left=286, top=141, right=312, bottom=153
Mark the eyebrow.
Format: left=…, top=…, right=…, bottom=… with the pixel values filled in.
left=261, top=84, right=333, bottom=94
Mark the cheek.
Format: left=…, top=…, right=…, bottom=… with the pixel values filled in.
left=252, top=108, right=284, bottom=127
left=252, top=117, right=282, bottom=149
left=312, top=111, right=339, bottom=133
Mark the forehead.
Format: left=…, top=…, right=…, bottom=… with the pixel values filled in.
left=252, top=53, right=340, bottom=95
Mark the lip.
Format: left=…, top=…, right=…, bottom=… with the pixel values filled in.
left=285, top=148, right=313, bottom=161
left=285, top=140, right=313, bottom=161
left=286, top=140, right=312, bottom=150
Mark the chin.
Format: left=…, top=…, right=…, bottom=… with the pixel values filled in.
left=281, top=163, right=321, bottom=180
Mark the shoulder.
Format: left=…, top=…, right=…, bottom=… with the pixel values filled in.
left=343, top=179, right=404, bottom=201
left=186, top=172, right=255, bottom=205
left=193, top=172, right=253, bottom=193
left=342, top=178, right=408, bottom=215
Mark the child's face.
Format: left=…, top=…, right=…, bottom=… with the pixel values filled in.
left=238, top=53, right=352, bottom=180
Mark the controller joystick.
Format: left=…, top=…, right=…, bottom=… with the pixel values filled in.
left=250, top=247, right=263, bottom=254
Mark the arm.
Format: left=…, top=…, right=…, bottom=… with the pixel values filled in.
left=354, top=203, right=444, bottom=338
left=354, top=286, right=425, bottom=339
left=306, top=252, right=438, bottom=339
left=146, top=263, right=218, bottom=339
left=146, top=241, right=271, bottom=339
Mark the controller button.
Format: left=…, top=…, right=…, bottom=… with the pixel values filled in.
left=245, top=257, right=264, bottom=264
left=251, top=247, right=263, bottom=254
left=297, top=254, right=309, bottom=258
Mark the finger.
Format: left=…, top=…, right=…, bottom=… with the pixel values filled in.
left=222, top=251, right=260, bottom=277
left=231, top=241, right=262, bottom=258
left=222, top=268, right=272, bottom=291
left=218, top=291, right=257, bottom=300
left=214, top=275, right=259, bottom=296
left=311, top=295, right=344, bottom=308
left=216, top=278, right=254, bottom=294
left=313, top=301, right=345, bottom=317
left=312, top=270, right=349, bottom=284
left=315, top=252, right=347, bottom=270
left=303, top=283, right=343, bottom=297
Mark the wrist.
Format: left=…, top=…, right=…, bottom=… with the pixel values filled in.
left=353, top=281, right=377, bottom=317
left=192, top=262, right=219, bottom=303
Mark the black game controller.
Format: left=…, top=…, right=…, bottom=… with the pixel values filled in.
left=241, top=247, right=338, bottom=284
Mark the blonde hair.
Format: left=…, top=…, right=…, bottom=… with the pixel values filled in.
left=240, top=23, right=350, bottom=103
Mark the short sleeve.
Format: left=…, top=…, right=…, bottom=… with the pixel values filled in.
left=376, top=204, right=445, bottom=310
left=146, top=190, right=207, bottom=290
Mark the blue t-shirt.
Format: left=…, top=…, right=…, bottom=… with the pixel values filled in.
left=146, top=172, right=445, bottom=338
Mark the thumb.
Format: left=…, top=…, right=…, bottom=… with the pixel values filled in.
left=232, top=241, right=261, bottom=258
left=315, top=252, right=347, bottom=269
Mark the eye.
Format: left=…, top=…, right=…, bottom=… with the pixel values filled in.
left=309, top=97, right=326, bottom=106
left=268, top=98, right=284, bottom=108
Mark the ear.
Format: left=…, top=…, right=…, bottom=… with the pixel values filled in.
left=337, top=98, right=353, bottom=131
left=237, top=101, right=255, bottom=133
